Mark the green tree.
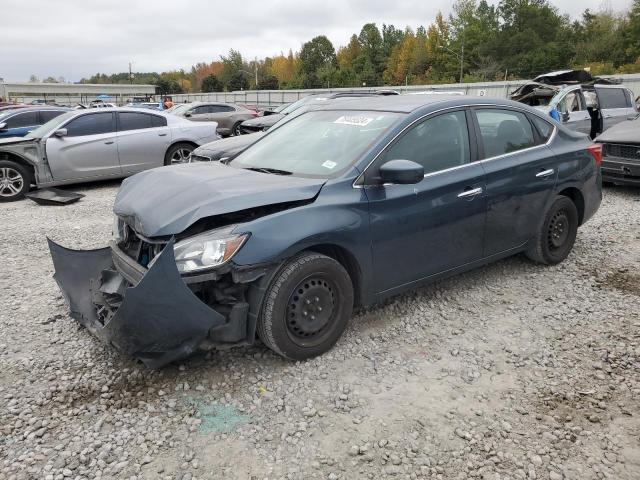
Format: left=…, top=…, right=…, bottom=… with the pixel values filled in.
left=299, top=36, right=337, bottom=87
left=257, top=74, right=279, bottom=90
left=201, top=74, right=223, bottom=92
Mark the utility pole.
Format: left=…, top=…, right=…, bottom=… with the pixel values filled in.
left=459, top=38, right=464, bottom=84
left=128, top=62, right=133, bottom=84
left=254, top=57, right=258, bottom=88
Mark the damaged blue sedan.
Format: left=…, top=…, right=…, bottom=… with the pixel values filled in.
left=49, top=96, right=603, bottom=367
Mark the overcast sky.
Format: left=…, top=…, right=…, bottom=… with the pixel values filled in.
left=0, top=0, right=633, bottom=82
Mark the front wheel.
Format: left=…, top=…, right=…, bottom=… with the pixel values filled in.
left=164, top=143, right=194, bottom=166
left=0, top=160, right=31, bottom=202
left=526, top=196, right=578, bottom=265
left=257, top=252, right=354, bottom=361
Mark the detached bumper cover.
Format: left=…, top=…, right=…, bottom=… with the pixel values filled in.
left=48, top=238, right=226, bottom=368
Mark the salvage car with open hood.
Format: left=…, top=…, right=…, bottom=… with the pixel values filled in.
left=510, top=70, right=637, bottom=138
left=49, top=95, right=602, bottom=367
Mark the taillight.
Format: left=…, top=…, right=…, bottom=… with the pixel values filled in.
left=587, top=143, right=603, bottom=166
left=251, top=110, right=258, bottom=118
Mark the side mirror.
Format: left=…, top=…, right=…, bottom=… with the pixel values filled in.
left=184, top=112, right=192, bottom=118
left=561, top=111, right=570, bottom=122
left=0, top=122, right=6, bottom=131
left=53, top=128, right=68, bottom=138
left=379, top=159, right=424, bottom=185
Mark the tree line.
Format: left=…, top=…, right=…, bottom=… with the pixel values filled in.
left=73, top=0, right=640, bottom=94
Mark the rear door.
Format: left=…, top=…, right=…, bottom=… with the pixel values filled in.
left=365, top=109, right=486, bottom=293
left=209, top=104, right=236, bottom=133
left=45, top=112, right=120, bottom=181
left=116, top=112, right=170, bottom=173
left=596, top=86, right=637, bottom=131
left=0, top=110, right=39, bottom=138
left=187, top=105, right=212, bottom=122
left=473, top=108, right=559, bottom=256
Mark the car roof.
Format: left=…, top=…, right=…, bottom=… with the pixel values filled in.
left=311, top=95, right=534, bottom=114
left=0, top=106, right=71, bottom=115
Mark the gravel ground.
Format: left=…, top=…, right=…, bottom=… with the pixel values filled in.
left=1, top=181, right=639, bottom=480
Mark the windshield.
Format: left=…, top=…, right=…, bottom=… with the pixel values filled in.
left=231, top=110, right=401, bottom=178
left=26, top=111, right=75, bottom=138
left=0, top=110, right=19, bottom=122
left=280, top=96, right=324, bottom=115
left=168, top=104, right=191, bottom=115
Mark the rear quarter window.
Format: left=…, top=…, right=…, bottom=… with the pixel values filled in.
left=529, top=115, right=554, bottom=142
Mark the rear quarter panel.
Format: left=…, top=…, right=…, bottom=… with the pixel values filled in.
left=548, top=128, right=602, bottom=224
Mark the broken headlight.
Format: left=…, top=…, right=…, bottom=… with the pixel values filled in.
left=112, top=216, right=125, bottom=243
left=173, top=227, right=248, bottom=273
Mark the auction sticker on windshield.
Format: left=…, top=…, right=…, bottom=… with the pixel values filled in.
left=322, top=160, right=338, bottom=169
left=334, top=115, right=373, bottom=126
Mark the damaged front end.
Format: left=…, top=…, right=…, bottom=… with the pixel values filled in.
left=48, top=235, right=273, bottom=368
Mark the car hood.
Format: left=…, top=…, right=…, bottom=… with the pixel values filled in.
left=597, top=116, right=640, bottom=144
left=0, top=136, right=36, bottom=146
left=194, top=132, right=264, bottom=160
left=242, top=114, right=284, bottom=128
left=114, top=162, right=326, bottom=237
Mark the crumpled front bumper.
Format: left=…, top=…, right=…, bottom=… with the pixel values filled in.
left=48, top=238, right=227, bottom=368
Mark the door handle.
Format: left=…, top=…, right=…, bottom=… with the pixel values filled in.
left=457, top=187, right=483, bottom=198
left=535, top=169, right=555, bottom=178
left=104, top=141, right=114, bottom=145
left=158, top=133, right=167, bottom=137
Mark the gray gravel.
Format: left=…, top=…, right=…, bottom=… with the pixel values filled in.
left=1, top=181, right=639, bottom=480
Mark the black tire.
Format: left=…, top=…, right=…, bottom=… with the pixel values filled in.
left=257, top=252, right=354, bottom=361
left=164, top=143, right=194, bottom=166
left=231, top=121, right=243, bottom=136
left=0, top=160, right=31, bottom=202
left=526, top=196, right=578, bottom=265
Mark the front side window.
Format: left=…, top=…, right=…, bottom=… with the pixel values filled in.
left=598, top=88, right=630, bottom=109
left=475, top=109, right=536, bottom=158
left=6, top=111, right=39, bottom=128
left=231, top=110, right=401, bottom=178
left=118, top=112, right=153, bottom=131
left=380, top=110, right=470, bottom=175
left=40, top=110, right=66, bottom=123
left=557, top=92, right=584, bottom=113
left=210, top=105, right=234, bottom=113
left=65, top=113, right=115, bottom=137
left=192, top=106, right=211, bottom=115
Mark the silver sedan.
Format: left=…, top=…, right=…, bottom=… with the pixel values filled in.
left=0, top=108, right=220, bottom=201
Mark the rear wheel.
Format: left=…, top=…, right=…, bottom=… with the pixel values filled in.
left=232, top=121, right=243, bottom=136
left=0, top=160, right=31, bottom=202
left=257, top=252, right=354, bottom=360
left=526, top=196, right=578, bottom=265
left=164, top=143, right=194, bottom=166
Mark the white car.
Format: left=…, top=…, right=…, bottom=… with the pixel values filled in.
left=0, top=108, right=219, bottom=201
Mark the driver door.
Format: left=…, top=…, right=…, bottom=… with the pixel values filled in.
left=364, top=109, right=486, bottom=294
left=45, top=112, right=121, bottom=181
left=556, top=90, right=591, bottom=135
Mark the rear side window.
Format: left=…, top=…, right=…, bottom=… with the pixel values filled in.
left=151, top=115, right=167, bottom=127
left=6, top=111, right=39, bottom=128
left=475, top=109, right=536, bottom=158
left=529, top=115, right=554, bottom=142
left=40, top=110, right=66, bottom=123
left=118, top=112, right=152, bottom=131
left=65, top=113, right=115, bottom=137
left=381, top=110, right=470, bottom=175
left=598, top=88, right=630, bottom=109
left=210, top=105, right=235, bottom=113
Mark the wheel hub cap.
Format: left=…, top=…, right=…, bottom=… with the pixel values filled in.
left=287, top=278, right=335, bottom=339
left=0, top=167, right=23, bottom=197
left=548, top=211, right=569, bottom=248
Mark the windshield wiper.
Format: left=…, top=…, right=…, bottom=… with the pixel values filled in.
left=244, top=167, right=293, bottom=175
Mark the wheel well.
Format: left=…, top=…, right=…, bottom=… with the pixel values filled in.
left=166, top=141, right=198, bottom=154
left=305, top=244, right=362, bottom=307
left=0, top=152, right=36, bottom=184
left=558, top=187, right=585, bottom=225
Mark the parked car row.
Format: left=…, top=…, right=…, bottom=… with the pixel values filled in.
left=47, top=94, right=605, bottom=368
